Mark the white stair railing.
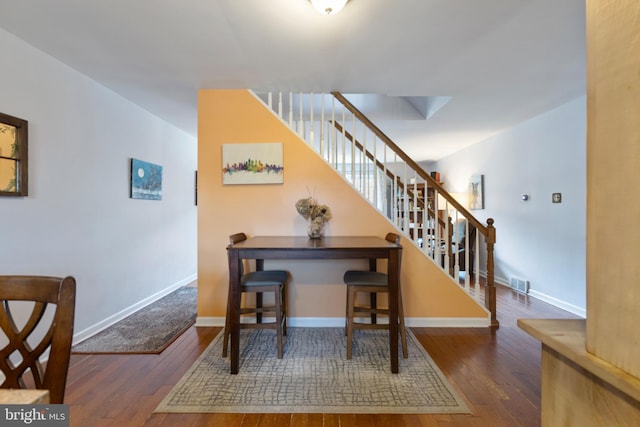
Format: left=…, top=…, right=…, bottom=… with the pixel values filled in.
left=256, top=91, right=498, bottom=327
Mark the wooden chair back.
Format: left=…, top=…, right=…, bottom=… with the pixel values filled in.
left=451, top=221, right=476, bottom=272
left=385, top=232, right=401, bottom=245
left=229, top=232, right=248, bottom=245
left=385, top=232, right=402, bottom=273
left=228, top=232, right=249, bottom=274
left=0, top=276, right=76, bottom=404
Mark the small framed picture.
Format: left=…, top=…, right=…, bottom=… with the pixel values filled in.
left=468, top=175, right=484, bottom=210
left=130, top=158, right=163, bottom=200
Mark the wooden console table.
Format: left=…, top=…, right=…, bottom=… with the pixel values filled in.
left=226, top=235, right=402, bottom=374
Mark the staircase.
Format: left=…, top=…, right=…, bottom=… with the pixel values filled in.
left=256, top=91, right=498, bottom=327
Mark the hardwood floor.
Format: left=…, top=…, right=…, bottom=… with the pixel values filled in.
left=65, top=285, right=579, bottom=426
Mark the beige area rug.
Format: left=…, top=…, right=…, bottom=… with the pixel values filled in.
left=72, top=286, right=196, bottom=354
left=155, top=327, right=469, bottom=414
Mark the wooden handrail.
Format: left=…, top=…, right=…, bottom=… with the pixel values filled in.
left=331, top=92, right=488, bottom=235
left=331, top=120, right=397, bottom=184
left=331, top=119, right=449, bottom=228
left=258, top=90, right=498, bottom=328
left=332, top=91, right=498, bottom=328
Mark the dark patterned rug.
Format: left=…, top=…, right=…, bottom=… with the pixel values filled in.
left=155, top=327, right=469, bottom=414
left=72, top=286, right=196, bottom=354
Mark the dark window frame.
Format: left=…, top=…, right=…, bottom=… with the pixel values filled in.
left=0, top=112, right=28, bottom=197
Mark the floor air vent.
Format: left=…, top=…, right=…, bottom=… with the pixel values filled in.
left=510, top=277, right=530, bottom=294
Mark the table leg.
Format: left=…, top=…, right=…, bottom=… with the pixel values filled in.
left=369, top=258, right=377, bottom=324
left=256, top=259, right=264, bottom=323
left=388, top=248, right=400, bottom=374
left=228, top=248, right=241, bottom=374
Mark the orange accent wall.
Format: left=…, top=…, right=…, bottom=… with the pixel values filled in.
left=197, top=90, right=486, bottom=321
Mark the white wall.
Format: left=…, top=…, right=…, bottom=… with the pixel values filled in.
left=0, top=28, right=198, bottom=341
left=428, top=97, right=586, bottom=316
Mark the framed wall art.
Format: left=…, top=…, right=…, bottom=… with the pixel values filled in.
left=222, top=142, right=284, bottom=185
left=468, top=174, right=484, bottom=210
left=130, top=158, right=163, bottom=200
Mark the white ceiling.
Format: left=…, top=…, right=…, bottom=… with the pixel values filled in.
left=0, top=0, right=586, bottom=162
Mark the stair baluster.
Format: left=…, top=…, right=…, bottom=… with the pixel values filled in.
left=256, top=91, right=498, bottom=327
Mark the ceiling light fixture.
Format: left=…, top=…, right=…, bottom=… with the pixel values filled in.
left=309, top=0, right=349, bottom=15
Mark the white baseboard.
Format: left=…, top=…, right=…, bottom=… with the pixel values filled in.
left=195, top=317, right=226, bottom=327
left=289, top=318, right=345, bottom=327
left=528, top=289, right=586, bottom=318
left=195, top=316, right=490, bottom=328
left=196, top=317, right=348, bottom=328
left=485, top=274, right=586, bottom=318
left=406, top=317, right=490, bottom=327
left=494, top=275, right=510, bottom=287
left=73, top=274, right=197, bottom=345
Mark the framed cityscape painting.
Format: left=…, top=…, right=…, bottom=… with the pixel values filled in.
left=222, top=142, right=284, bottom=185
left=130, top=158, right=163, bottom=200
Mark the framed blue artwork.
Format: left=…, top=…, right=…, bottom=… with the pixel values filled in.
left=130, top=158, right=163, bottom=200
